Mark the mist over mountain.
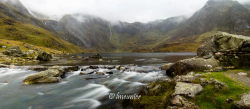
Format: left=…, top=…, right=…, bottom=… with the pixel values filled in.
left=1, top=0, right=250, bottom=52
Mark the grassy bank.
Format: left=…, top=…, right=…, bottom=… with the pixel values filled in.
left=129, top=70, right=250, bottom=109
left=195, top=71, right=250, bottom=109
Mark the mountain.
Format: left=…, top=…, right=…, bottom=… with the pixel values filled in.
left=43, top=14, right=186, bottom=52
left=2, top=0, right=250, bottom=53
left=170, top=0, right=250, bottom=39
left=153, top=0, right=250, bottom=52
left=0, top=0, right=83, bottom=53
left=43, top=14, right=115, bottom=51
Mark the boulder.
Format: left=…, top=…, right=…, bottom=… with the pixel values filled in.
left=166, top=57, right=219, bottom=77
left=173, top=82, right=203, bottom=98
left=36, top=52, right=52, bottom=61
left=23, top=66, right=79, bottom=84
left=23, top=69, right=62, bottom=84
left=3, top=46, right=25, bottom=57
left=170, top=95, right=200, bottom=109
left=235, top=92, right=250, bottom=109
left=197, top=32, right=250, bottom=67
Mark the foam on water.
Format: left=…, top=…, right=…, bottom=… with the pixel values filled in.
left=0, top=68, right=27, bottom=77
left=71, top=84, right=110, bottom=101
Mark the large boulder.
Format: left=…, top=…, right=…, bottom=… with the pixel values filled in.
left=3, top=46, right=25, bottom=57
left=36, top=52, right=52, bottom=61
left=23, top=69, right=62, bottom=84
left=166, top=57, right=219, bottom=77
left=197, top=32, right=250, bottom=67
left=23, top=66, right=79, bottom=84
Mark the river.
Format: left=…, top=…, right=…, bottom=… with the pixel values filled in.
left=0, top=53, right=195, bottom=109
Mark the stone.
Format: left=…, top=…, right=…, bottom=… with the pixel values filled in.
left=3, top=46, right=25, bottom=57
left=238, top=72, right=248, bottom=76
left=0, top=64, right=9, bottom=68
left=79, top=69, right=96, bottom=75
left=36, top=52, right=52, bottom=61
left=235, top=92, right=250, bottom=108
left=23, top=69, right=62, bottom=84
left=89, top=65, right=99, bottom=69
left=23, top=66, right=79, bottom=84
left=166, top=57, right=219, bottom=77
left=170, top=95, right=200, bottom=109
left=174, top=82, right=203, bottom=98
left=160, top=63, right=174, bottom=70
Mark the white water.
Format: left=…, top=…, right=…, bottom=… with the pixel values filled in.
left=0, top=65, right=166, bottom=109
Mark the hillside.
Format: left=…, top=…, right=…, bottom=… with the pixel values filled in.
left=0, top=1, right=84, bottom=53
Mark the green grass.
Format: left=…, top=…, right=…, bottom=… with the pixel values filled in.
left=129, top=81, right=176, bottom=109
left=194, top=72, right=250, bottom=109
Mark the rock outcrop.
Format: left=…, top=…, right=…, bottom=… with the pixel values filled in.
left=3, top=46, right=25, bottom=57
left=164, top=32, right=250, bottom=77
left=166, top=57, right=219, bottom=77
left=197, top=32, right=250, bottom=67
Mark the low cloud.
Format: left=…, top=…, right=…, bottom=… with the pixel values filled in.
left=19, top=0, right=248, bottom=23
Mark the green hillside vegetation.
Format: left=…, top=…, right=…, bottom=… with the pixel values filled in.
left=0, top=15, right=83, bottom=53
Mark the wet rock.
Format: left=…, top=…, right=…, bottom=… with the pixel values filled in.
left=89, top=65, right=99, bottom=69
left=23, top=69, right=62, bottom=84
left=160, top=63, right=174, bottom=70
left=23, top=66, right=79, bottom=84
left=226, top=98, right=234, bottom=104
left=235, top=92, right=250, bottom=108
left=170, top=95, right=200, bottom=109
left=166, top=57, right=219, bottom=77
left=3, top=46, right=25, bottom=57
left=79, top=69, right=96, bottom=75
left=174, top=82, right=203, bottom=98
left=36, top=52, right=52, bottom=61
left=106, top=72, right=113, bottom=74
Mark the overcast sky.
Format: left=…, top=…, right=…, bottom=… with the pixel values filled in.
left=19, top=0, right=250, bottom=23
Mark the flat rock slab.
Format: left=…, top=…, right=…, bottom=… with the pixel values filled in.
left=174, top=82, right=203, bottom=98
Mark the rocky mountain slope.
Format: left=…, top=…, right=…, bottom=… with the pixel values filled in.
left=0, top=0, right=84, bottom=53
left=39, top=0, right=250, bottom=52
left=1, top=0, right=250, bottom=52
